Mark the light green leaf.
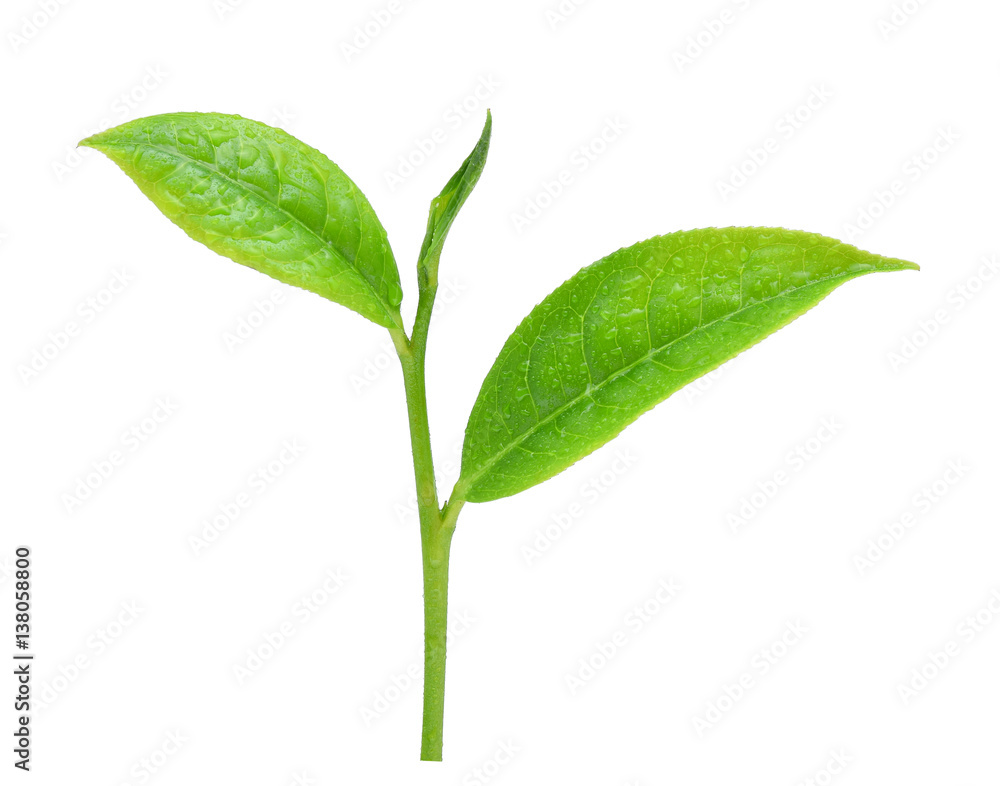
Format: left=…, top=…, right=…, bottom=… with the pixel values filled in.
left=455, top=227, right=918, bottom=503
left=81, top=112, right=403, bottom=329
left=416, top=111, right=492, bottom=287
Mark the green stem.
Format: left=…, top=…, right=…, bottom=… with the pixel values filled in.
left=418, top=500, right=464, bottom=759
left=418, top=507, right=453, bottom=761
left=391, top=278, right=465, bottom=760
left=391, top=328, right=438, bottom=518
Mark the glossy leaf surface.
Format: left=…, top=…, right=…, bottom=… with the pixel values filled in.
left=81, top=112, right=403, bottom=328
left=456, top=227, right=917, bottom=503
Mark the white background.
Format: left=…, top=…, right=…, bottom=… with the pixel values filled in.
left=3, top=0, right=998, bottom=783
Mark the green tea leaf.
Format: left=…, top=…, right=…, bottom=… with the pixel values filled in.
left=455, top=227, right=917, bottom=503
left=416, top=111, right=492, bottom=288
left=81, top=112, right=403, bottom=329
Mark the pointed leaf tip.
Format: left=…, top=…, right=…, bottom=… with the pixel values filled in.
left=417, top=111, right=493, bottom=283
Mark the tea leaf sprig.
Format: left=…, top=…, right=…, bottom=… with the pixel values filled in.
left=81, top=111, right=917, bottom=760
